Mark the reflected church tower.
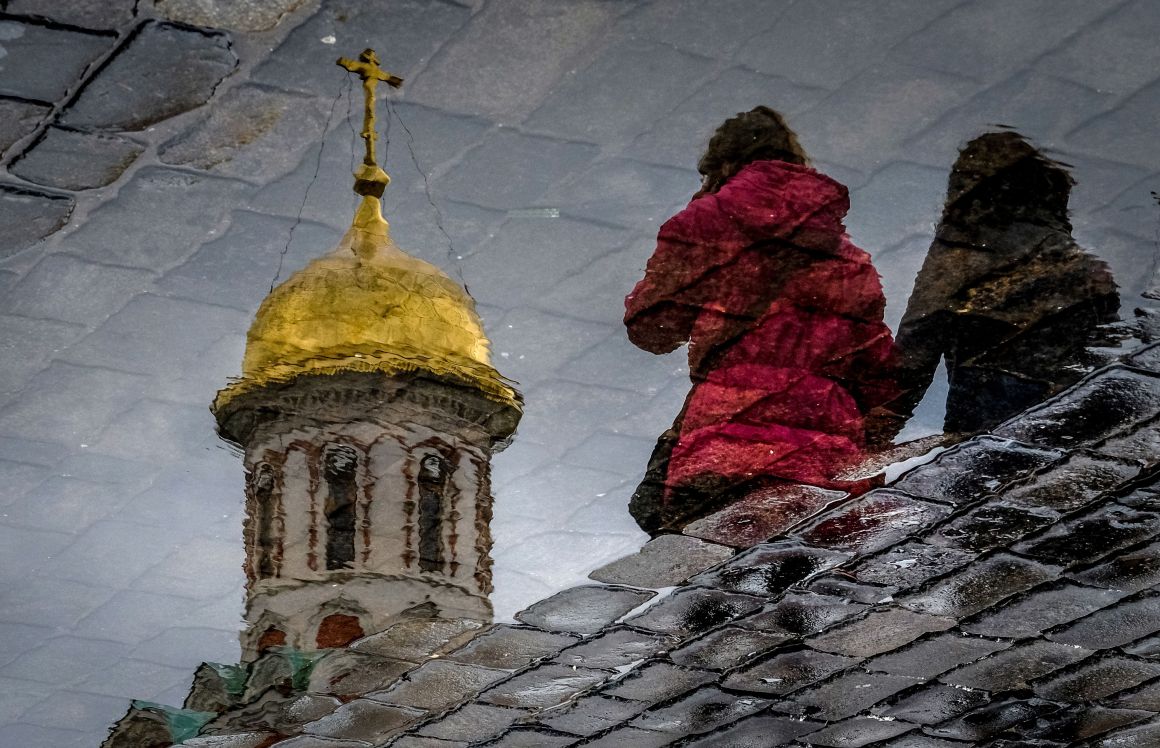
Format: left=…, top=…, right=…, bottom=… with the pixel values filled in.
left=211, top=49, right=521, bottom=659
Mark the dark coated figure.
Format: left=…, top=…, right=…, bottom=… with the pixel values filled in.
left=892, top=131, right=1120, bottom=434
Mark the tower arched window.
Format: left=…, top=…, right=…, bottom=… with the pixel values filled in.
left=323, top=445, right=359, bottom=570
left=417, top=453, right=449, bottom=573
left=251, top=464, right=279, bottom=579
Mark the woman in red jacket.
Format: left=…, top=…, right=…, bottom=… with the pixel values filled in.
left=625, top=107, right=898, bottom=533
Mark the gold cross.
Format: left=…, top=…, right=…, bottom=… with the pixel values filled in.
left=337, top=48, right=403, bottom=171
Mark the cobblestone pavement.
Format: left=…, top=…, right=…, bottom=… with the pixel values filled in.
left=1, top=0, right=1159, bottom=745
left=185, top=350, right=1158, bottom=746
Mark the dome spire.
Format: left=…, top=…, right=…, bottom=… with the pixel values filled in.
left=337, top=48, right=404, bottom=237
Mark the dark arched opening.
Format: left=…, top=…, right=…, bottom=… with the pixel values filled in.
left=417, top=453, right=449, bottom=573
left=323, top=445, right=358, bottom=570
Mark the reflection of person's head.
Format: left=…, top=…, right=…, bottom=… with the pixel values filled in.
left=697, top=106, right=809, bottom=194
left=944, top=130, right=1074, bottom=234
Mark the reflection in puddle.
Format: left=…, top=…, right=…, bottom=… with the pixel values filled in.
left=102, top=50, right=521, bottom=747
left=625, top=111, right=1124, bottom=535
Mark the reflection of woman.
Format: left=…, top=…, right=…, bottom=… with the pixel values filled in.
left=892, top=131, right=1119, bottom=434
left=625, top=107, right=898, bottom=533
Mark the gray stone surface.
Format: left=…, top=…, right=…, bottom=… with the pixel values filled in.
left=446, top=626, right=578, bottom=671
left=0, top=186, right=74, bottom=258
left=0, top=97, right=49, bottom=156
left=0, top=20, right=113, bottom=102
left=154, top=0, right=308, bottom=32
left=62, top=22, right=237, bottom=131
left=301, top=699, right=423, bottom=742
left=3, top=0, right=137, bottom=30
left=11, top=127, right=143, bottom=191
left=514, top=585, right=653, bottom=635
left=159, top=84, right=331, bottom=182
left=808, top=609, right=955, bottom=659
left=478, top=664, right=607, bottom=709
left=589, top=534, right=733, bottom=589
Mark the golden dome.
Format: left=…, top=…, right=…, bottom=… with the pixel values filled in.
left=213, top=196, right=520, bottom=414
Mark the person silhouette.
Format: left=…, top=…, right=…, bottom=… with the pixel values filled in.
left=891, top=130, right=1119, bottom=434
left=624, top=107, right=899, bottom=534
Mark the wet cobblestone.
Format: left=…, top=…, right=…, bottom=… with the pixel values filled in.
left=688, top=542, right=849, bottom=597
left=514, top=585, right=654, bottom=636
left=741, top=592, right=868, bottom=637
left=478, top=664, right=608, bottom=710
left=630, top=687, right=767, bottom=736
left=667, top=625, right=789, bottom=671
left=624, top=587, right=764, bottom=637
left=880, top=684, right=991, bottom=725
left=588, top=535, right=734, bottom=589
left=798, top=490, right=952, bottom=554
left=867, top=633, right=1010, bottom=680
left=899, top=553, right=1059, bottom=618
left=722, top=648, right=860, bottom=696
left=536, top=695, right=646, bottom=737
left=446, top=626, right=579, bottom=672
left=553, top=627, right=675, bottom=671
left=11, top=127, right=144, bottom=191
left=808, top=608, right=955, bottom=659
left=892, top=437, right=1061, bottom=506
left=803, top=715, right=916, bottom=747
left=941, top=640, right=1093, bottom=692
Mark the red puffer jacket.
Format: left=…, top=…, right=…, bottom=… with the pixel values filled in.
left=625, top=160, right=897, bottom=497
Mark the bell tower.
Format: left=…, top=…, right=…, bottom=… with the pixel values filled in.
left=210, top=50, right=521, bottom=659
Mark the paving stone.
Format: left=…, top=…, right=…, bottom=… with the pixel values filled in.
left=0, top=185, right=74, bottom=258
left=892, top=437, right=1061, bottom=506
left=371, top=660, right=509, bottom=712
left=995, top=367, right=1160, bottom=448
left=446, top=625, right=578, bottom=671
left=601, top=661, right=714, bottom=705
left=573, top=726, right=673, bottom=748
left=689, top=541, right=850, bottom=597
left=1109, top=679, right=1160, bottom=711
left=683, top=484, right=845, bottom=548
left=1097, top=418, right=1160, bottom=469
left=65, top=166, right=248, bottom=270
left=742, top=592, right=868, bottom=637
left=894, top=0, right=1108, bottom=82
left=390, top=738, right=467, bottom=748
left=625, top=587, right=764, bottom=637
left=1023, top=705, right=1155, bottom=743
left=1121, top=635, right=1160, bottom=659
left=882, top=737, right=969, bottom=748
left=478, top=664, right=608, bottom=709
left=792, top=670, right=914, bottom=721
left=0, top=20, right=113, bottom=102
left=1119, top=482, right=1160, bottom=512
left=524, top=36, right=714, bottom=146
left=880, top=684, right=991, bottom=725
left=415, top=703, right=525, bottom=743
left=804, top=574, right=897, bottom=605
left=1050, top=594, right=1160, bottom=649
left=182, top=734, right=278, bottom=748
left=4, top=253, right=153, bottom=325
left=678, top=713, right=823, bottom=747
left=62, top=22, right=237, bottom=131
left=867, top=633, right=1010, bottom=680
left=925, top=696, right=1063, bottom=742
left=589, top=534, right=734, bottom=589
left=407, top=0, right=617, bottom=123
left=928, top=501, right=1060, bottom=553
left=154, top=0, right=306, bottom=31
left=668, top=625, right=790, bottom=671
left=962, top=582, right=1127, bottom=638
left=853, top=543, right=976, bottom=590
left=515, top=584, right=654, bottom=636
left=471, top=727, right=579, bottom=748
left=11, top=127, right=143, bottom=191
left=808, top=608, right=954, bottom=659
left=440, top=130, right=600, bottom=211
left=0, top=97, right=49, bottom=155
left=795, top=718, right=915, bottom=747
left=264, top=737, right=369, bottom=748
left=301, top=699, right=424, bottom=743
left=898, top=553, right=1060, bottom=618
left=5, top=0, right=135, bottom=29
left=350, top=618, right=484, bottom=662
left=554, top=627, right=675, bottom=671
left=942, top=641, right=1093, bottom=692
left=1128, top=342, right=1160, bottom=372
left=722, top=648, right=860, bottom=696
left=1091, top=721, right=1160, bottom=748
left=536, top=694, right=647, bottom=737
left=305, top=650, right=415, bottom=700
left=251, top=0, right=469, bottom=96
left=797, top=490, right=952, bottom=554
left=159, top=83, right=331, bottom=182
left=0, top=315, right=85, bottom=398
left=1033, top=655, right=1160, bottom=702
left=1013, top=505, right=1160, bottom=567
left=1004, top=452, right=1141, bottom=512
left=632, top=686, right=768, bottom=736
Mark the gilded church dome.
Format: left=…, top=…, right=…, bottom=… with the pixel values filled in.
left=212, top=196, right=520, bottom=415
